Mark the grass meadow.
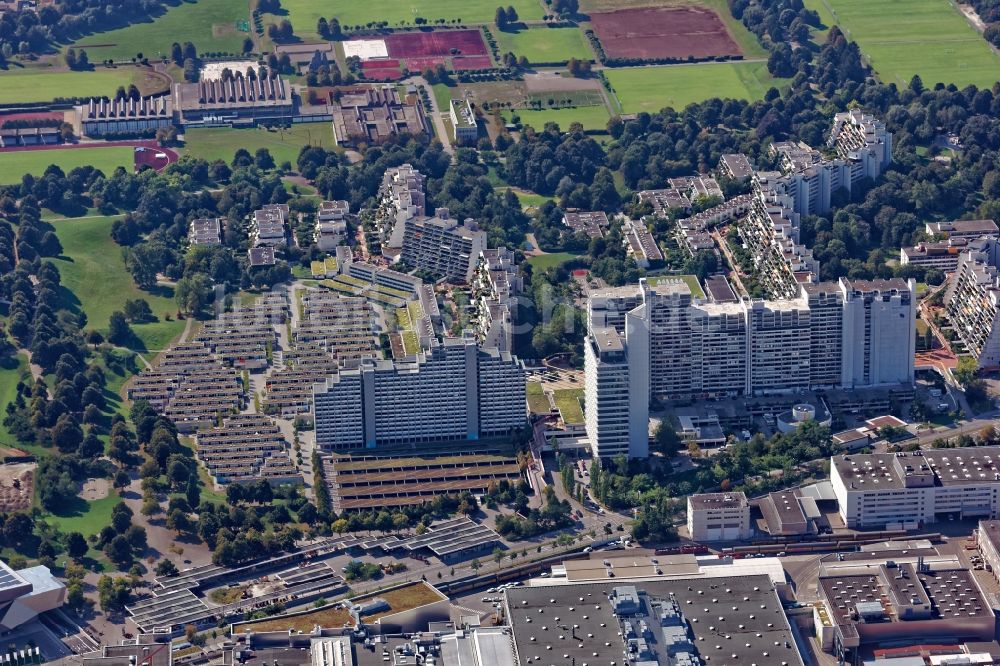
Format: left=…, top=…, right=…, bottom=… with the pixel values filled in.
left=606, top=61, right=786, bottom=113
left=0, top=147, right=134, bottom=184
left=181, top=123, right=336, bottom=165
left=69, top=0, right=251, bottom=62
left=0, top=67, right=142, bottom=104
left=281, top=0, right=542, bottom=38
left=506, top=105, right=611, bottom=132
left=494, top=25, right=594, bottom=64
left=49, top=215, right=185, bottom=355
left=802, top=0, right=1000, bottom=88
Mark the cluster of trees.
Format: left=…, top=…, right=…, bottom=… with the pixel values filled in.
left=316, top=17, right=344, bottom=40
left=494, top=5, right=520, bottom=30
left=590, top=421, right=835, bottom=540
left=267, top=19, right=294, bottom=43
left=0, top=0, right=166, bottom=58
left=64, top=47, right=89, bottom=70
left=494, top=485, right=573, bottom=539
left=549, top=0, right=579, bottom=17
left=962, top=0, right=1000, bottom=47
left=95, top=502, right=147, bottom=568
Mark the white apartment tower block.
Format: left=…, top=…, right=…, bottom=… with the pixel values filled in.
left=313, top=338, right=525, bottom=451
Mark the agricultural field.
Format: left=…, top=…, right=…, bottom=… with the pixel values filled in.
left=69, top=0, right=251, bottom=62
left=494, top=25, right=593, bottom=64
left=0, top=147, right=134, bottom=185
left=506, top=105, right=611, bottom=132
left=606, top=61, right=786, bottom=113
left=0, top=67, right=160, bottom=104
left=49, top=215, right=184, bottom=355
left=802, top=0, right=1000, bottom=88
left=281, top=0, right=542, bottom=38
left=181, top=123, right=336, bottom=165
left=589, top=6, right=741, bottom=60
left=579, top=0, right=767, bottom=58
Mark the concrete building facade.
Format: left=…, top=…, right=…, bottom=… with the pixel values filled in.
left=686, top=492, right=752, bottom=541
left=313, top=338, right=525, bottom=451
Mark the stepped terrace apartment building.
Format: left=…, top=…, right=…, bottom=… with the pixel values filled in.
left=400, top=211, right=487, bottom=283
left=831, top=448, right=1000, bottom=529
left=312, top=337, right=525, bottom=451
left=945, top=237, right=1000, bottom=368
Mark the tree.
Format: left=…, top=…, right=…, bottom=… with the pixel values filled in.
left=155, top=559, right=179, bottom=577
left=255, top=148, right=275, bottom=170
left=506, top=6, right=518, bottom=23
left=175, top=274, right=213, bottom=315
left=51, top=413, right=83, bottom=452
left=123, top=299, right=153, bottom=323
left=495, top=6, right=508, bottom=29
left=105, top=535, right=133, bottom=567
left=107, top=311, right=133, bottom=346
left=170, top=42, right=183, bottom=65
left=954, top=356, right=978, bottom=386
left=66, top=532, right=88, bottom=559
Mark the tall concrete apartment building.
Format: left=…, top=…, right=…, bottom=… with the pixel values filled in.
left=400, top=211, right=488, bottom=283
left=945, top=238, right=1000, bottom=368
left=841, top=279, right=916, bottom=387
left=584, top=276, right=915, bottom=457
left=312, top=337, right=525, bottom=451
left=472, top=247, right=521, bottom=352
left=584, top=287, right=648, bottom=459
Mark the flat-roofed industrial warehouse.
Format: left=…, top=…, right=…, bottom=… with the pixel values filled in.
left=505, top=576, right=803, bottom=666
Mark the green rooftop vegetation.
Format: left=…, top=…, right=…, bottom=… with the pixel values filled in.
left=553, top=388, right=585, bottom=425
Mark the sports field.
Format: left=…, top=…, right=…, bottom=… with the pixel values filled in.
left=182, top=123, right=336, bottom=165
left=50, top=215, right=184, bottom=354
left=0, top=68, right=141, bottom=104
left=494, top=26, right=593, bottom=64
left=802, top=0, right=1000, bottom=88
left=0, top=147, right=134, bottom=184
left=506, top=105, right=611, bottom=132
left=606, top=61, right=785, bottom=113
left=281, top=0, right=542, bottom=37
left=69, top=0, right=250, bottom=62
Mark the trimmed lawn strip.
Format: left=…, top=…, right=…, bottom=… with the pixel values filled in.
left=506, top=105, right=610, bottom=132
left=0, top=147, right=134, bottom=184
left=181, top=123, right=336, bottom=166
left=606, top=62, right=786, bottom=113
left=494, top=25, right=593, bottom=64
left=552, top=388, right=584, bottom=425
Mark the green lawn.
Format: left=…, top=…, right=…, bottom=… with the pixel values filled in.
left=606, top=62, right=786, bottom=113
left=281, top=0, right=542, bottom=37
left=526, top=252, right=580, bottom=270
left=0, top=67, right=142, bottom=104
left=0, top=147, right=134, bottom=185
left=0, top=354, right=30, bottom=448
left=49, top=215, right=184, bottom=355
left=507, top=105, right=611, bottom=132
left=69, top=0, right=251, bottom=62
left=508, top=189, right=554, bottom=210
left=182, top=123, right=335, bottom=166
left=432, top=83, right=455, bottom=111
left=552, top=388, right=585, bottom=425
left=802, top=0, right=1000, bottom=88
left=526, top=382, right=551, bottom=414
left=43, top=493, right=120, bottom=538
left=647, top=274, right=705, bottom=298
left=494, top=25, right=593, bottom=64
